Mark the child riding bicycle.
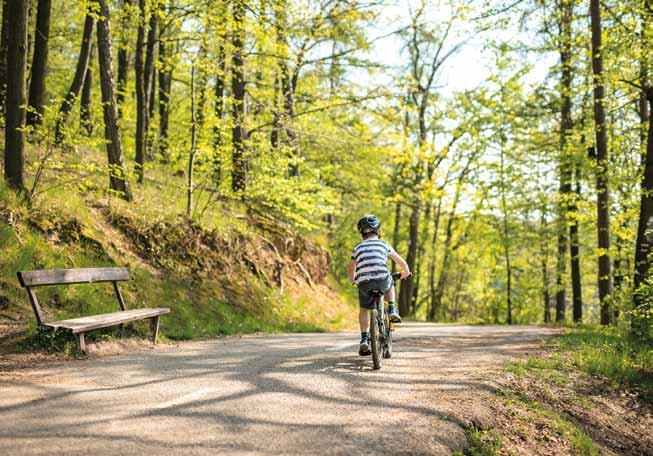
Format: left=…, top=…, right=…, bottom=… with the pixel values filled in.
left=348, top=215, right=411, bottom=356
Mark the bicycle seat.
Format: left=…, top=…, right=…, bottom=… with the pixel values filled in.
left=368, top=289, right=385, bottom=297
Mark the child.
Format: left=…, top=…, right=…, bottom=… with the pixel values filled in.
left=348, top=214, right=410, bottom=356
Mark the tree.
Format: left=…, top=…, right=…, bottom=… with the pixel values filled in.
left=26, top=0, right=52, bottom=126
left=3, top=0, right=28, bottom=192
left=231, top=0, right=247, bottom=192
left=55, top=13, right=95, bottom=145
left=0, top=0, right=9, bottom=111
left=135, top=0, right=149, bottom=183
left=96, top=0, right=132, bottom=201
left=80, top=46, right=94, bottom=136
left=117, top=0, right=134, bottom=117
left=589, top=0, right=613, bottom=325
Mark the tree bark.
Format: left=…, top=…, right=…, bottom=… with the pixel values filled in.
left=55, top=13, right=94, bottom=144
left=427, top=200, right=443, bottom=320
left=187, top=64, right=197, bottom=218
left=144, top=3, right=158, bottom=124
left=3, top=0, right=28, bottom=192
left=231, top=0, right=247, bottom=193
left=540, top=210, right=551, bottom=323
left=116, top=0, right=133, bottom=118
left=391, top=201, right=402, bottom=274
left=570, top=164, right=583, bottom=322
left=134, top=0, right=148, bottom=183
left=26, top=0, right=51, bottom=126
left=157, top=37, right=171, bottom=160
left=213, top=41, right=226, bottom=183
left=0, top=0, right=9, bottom=111
left=80, top=45, right=94, bottom=136
left=590, top=0, right=613, bottom=325
left=633, top=88, right=653, bottom=338
left=96, top=0, right=132, bottom=201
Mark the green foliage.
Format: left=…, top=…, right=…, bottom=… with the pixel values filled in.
left=555, top=326, right=653, bottom=400
left=453, top=427, right=502, bottom=456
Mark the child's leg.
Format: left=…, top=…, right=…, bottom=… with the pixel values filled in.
left=384, top=284, right=395, bottom=304
left=359, top=307, right=370, bottom=333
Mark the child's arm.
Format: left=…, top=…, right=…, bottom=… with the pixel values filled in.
left=348, top=259, right=356, bottom=283
left=390, top=251, right=411, bottom=278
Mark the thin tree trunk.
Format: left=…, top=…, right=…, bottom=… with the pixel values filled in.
left=213, top=41, right=226, bottom=183
left=231, top=0, right=247, bottom=192
left=157, top=37, right=171, bottom=160
left=96, top=0, right=132, bottom=201
left=570, top=164, right=583, bottom=322
left=4, top=0, right=28, bottom=192
left=633, top=89, right=653, bottom=338
left=80, top=45, right=94, bottom=136
left=0, top=0, right=9, bottom=111
left=541, top=210, right=551, bottom=323
left=55, top=13, right=94, bottom=144
left=428, top=200, right=443, bottom=320
left=187, top=64, right=197, bottom=218
left=134, top=0, right=148, bottom=183
left=116, top=0, right=133, bottom=118
left=590, top=0, right=613, bottom=325
left=26, top=0, right=51, bottom=126
left=399, top=201, right=420, bottom=316
left=391, top=202, right=402, bottom=274
left=144, top=4, right=157, bottom=126
left=499, top=142, right=513, bottom=324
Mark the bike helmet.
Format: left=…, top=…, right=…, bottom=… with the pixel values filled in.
left=357, top=215, right=381, bottom=235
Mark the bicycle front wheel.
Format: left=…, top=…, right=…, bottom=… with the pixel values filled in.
left=370, top=309, right=382, bottom=370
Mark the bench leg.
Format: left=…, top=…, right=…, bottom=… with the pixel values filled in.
left=150, top=316, right=160, bottom=344
left=78, top=332, right=86, bottom=354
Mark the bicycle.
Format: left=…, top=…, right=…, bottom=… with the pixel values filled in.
left=367, top=272, right=409, bottom=370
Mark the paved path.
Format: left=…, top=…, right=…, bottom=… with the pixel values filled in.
left=0, top=324, right=557, bottom=455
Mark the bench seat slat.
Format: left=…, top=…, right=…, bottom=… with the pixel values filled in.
left=44, top=308, right=170, bottom=334
left=18, top=267, right=130, bottom=288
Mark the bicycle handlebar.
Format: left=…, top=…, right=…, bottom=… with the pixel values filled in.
left=392, top=272, right=412, bottom=281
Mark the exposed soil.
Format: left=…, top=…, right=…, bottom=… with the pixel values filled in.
left=487, top=356, right=653, bottom=455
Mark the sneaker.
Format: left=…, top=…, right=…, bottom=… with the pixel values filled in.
left=388, top=306, right=402, bottom=323
left=358, top=338, right=371, bottom=356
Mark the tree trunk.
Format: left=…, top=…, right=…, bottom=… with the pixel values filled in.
left=116, top=0, right=133, bottom=118
left=231, top=0, right=247, bottom=193
left=541, top=211, right=551, bottom=323
left=399, top=201, right=420, bottom=317
left=391, top=201, right=402, bottom=274
left=3, top=0, right=28, bottom=192
left=590, top=0, right=612, bottom=325
left=26, top=0, right=51, bottom=126
left=570, top=164, right=583, bottom=322
left=187, top=64, right=197, bottom=218
left=427, top=200, right=443, bottom=320
left=134, top=0, right=148, bottom=183
left=499, top=143, right=513, bottom=324
left=157, top=37, right=171, bottom=160
left=96, top=0, right=132, bottom=201
left=80, top=45, right=94, bottom=136
left=0, top=0, right=9, bottom=111
left=144, top=4, right=157, bottom=125
left=213, top=41, right=226, bottom=184
left=54, top=13, right=94, bottom=145
left=633, top=89, right=653, bottom=338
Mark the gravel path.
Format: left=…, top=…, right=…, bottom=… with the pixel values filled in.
left=0, top=324, right=558, bottom=455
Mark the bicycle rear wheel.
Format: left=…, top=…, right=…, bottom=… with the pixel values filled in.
left=383, top=315, right=393, bottom=359
left=370, top=309, right=382, bottom=370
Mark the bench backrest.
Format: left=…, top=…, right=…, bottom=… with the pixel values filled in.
left=17, top=268, right=130, bottom=325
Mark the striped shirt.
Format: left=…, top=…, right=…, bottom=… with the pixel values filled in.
left=351, top=238, right=395, bottom=285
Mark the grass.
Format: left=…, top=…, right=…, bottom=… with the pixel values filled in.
left=555, top=326, right=653, bottom=401
left=452, top=427, right=503, bottom=456
left=0, top=173, right=354, bottom=353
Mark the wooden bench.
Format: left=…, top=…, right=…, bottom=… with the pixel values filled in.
left=17, top=267, right=170, bottom=353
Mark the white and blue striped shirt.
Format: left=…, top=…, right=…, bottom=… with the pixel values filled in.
left=351, top=237, right=395, bottom=285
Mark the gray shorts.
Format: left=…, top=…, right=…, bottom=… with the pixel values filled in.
left=358, top=275, right=392, bottom=309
